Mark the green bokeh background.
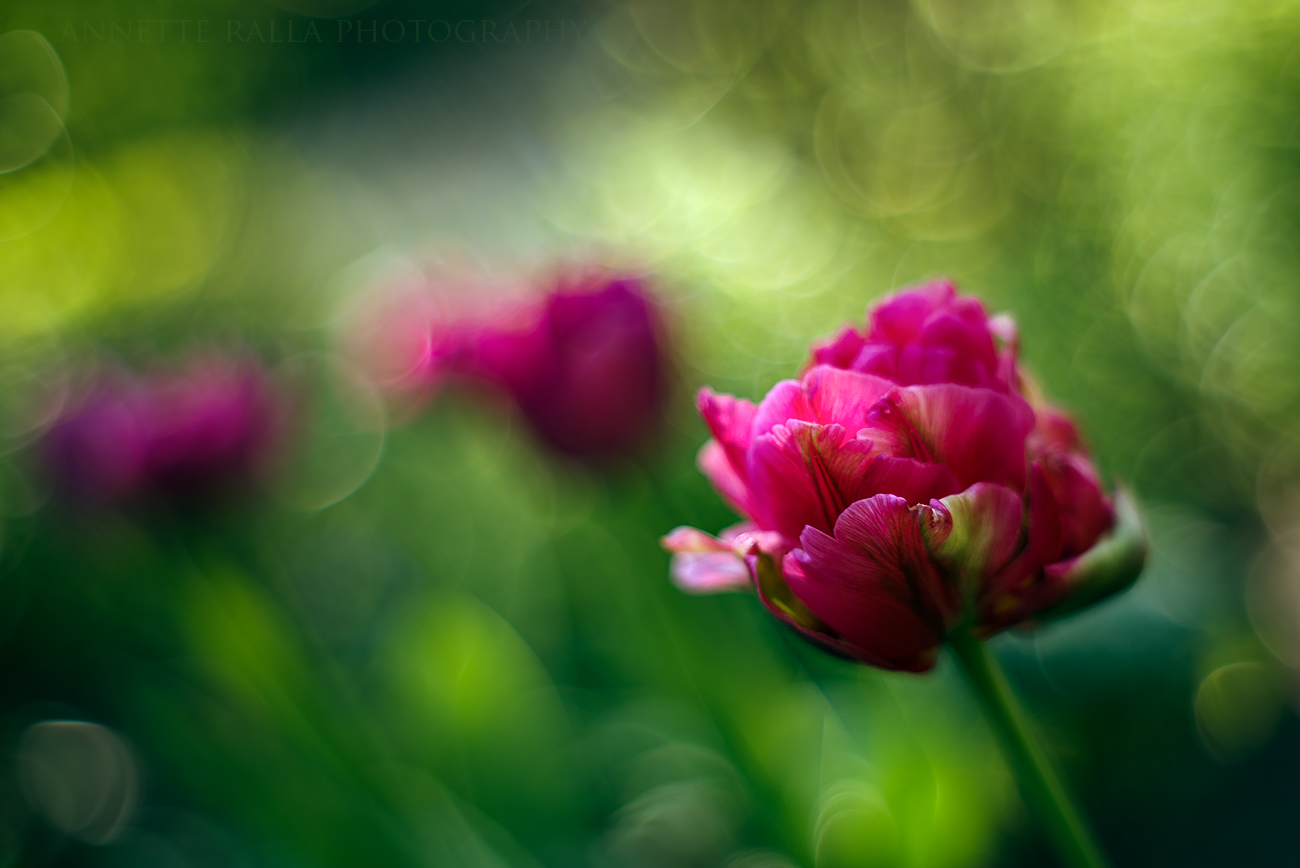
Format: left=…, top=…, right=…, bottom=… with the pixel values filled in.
left=0, top=0, right=1297, bottom=866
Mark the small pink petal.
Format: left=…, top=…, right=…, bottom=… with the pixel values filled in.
left=670, top=551, right=752, bottom=594
left=809, top=326, right=866, bottom=370
left=868, top=281, right=957, bottom=345
left=662, top=525, right=732, bottom=553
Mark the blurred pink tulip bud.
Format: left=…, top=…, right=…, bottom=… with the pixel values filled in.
left=458, top=274, right=666, bottom=459
left=355, top=267, right=669, bottom=460
left=44, top=352, right=283, bottom=508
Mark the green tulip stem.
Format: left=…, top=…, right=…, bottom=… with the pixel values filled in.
left=948, top=625, right=1111, bottom=868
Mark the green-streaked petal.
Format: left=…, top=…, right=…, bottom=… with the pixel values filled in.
left=922, top=482, right=1024, bottom=600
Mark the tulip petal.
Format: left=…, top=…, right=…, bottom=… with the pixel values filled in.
left=1034, top=485, right=1146, bottom=620
left=661, top=523, right=763, bottom=595
left=1025, top=460, right=1064, bottom=568
left=1031, top=404, right=1083, bottom=452
left=698, top=439, right=753, bottom=517
left=980, top=462, right=1063, bottom=618
left=785, top=494, right=948, bottom=670
left=948, top=294, right=994, bottom=331
left=747, top=421, right=959, bottom=538
left=863, top=383, right=1034, bottom=491
left=669, top=552, right=752, bottom=594
left=850, top=344, right=898, bottom=379
left=921, top=483, right=1024, bottom=599
left=1040, top=451, right=1112, bottom=558
left=907, top=310, right=999, bottom=388
left=763, top=552, right=938, bottom=670
left=697, top=388, right=757, bottom=476
left=809, top=326, right=866, bottom=369
left=801, top=365, right=897, bottom=431
left=661, top=525, right=733, bottom=553
left=751, top=366, right=895, bottom=437
left=868, top=281, right=956, bottom=344
left=661, top=522, right=786, bottom=558
left=747, top=422, right=870, bottom=537
left=750, top=377, right=802, bottom=434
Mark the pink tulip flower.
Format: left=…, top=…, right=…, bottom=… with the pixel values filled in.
left=664, top=280, right=1145, bottom=671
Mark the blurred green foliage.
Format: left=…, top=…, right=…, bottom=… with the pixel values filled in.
left=0, top=0, right=1297, bottom=866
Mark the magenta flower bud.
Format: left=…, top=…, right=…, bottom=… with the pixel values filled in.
left=44, top=353, right=282, bottom=508
left=809, top=279, right=1020, bottom=393
left=456, top=274, right=667, bottom=459
left=664, top=281, right=1145, bottom=672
